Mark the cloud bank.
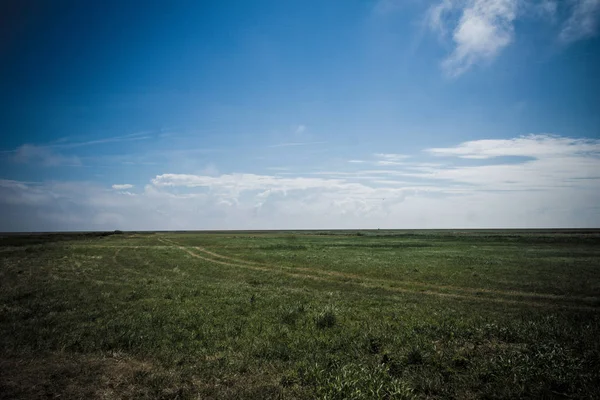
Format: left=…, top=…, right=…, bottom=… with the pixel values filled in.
left=1, top=134, right=598, bottom=231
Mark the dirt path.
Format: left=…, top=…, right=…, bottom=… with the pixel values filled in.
left=157, top=237, right=599, bottom=312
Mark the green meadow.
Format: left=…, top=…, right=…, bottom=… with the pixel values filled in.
left=1, top=230, right=599, bottom=399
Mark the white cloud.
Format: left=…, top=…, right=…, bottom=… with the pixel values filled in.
left=426, top=134, right=600, bottom=158
left=428, top=0, right=600, bottom=75
left=295, top=125, right=306, bottom=134
left=559, top=0, right=600, bottom=43
left=401, top=157, right=600, bottom=191
left=409, top=135, right=600, bottom=192
left=151, top=173, right=358, bottom=194
left=434, top=0, right=519, bottom=77
left=112, top=184, right=134, bottom=190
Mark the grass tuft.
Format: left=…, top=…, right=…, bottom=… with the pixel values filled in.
left=406, top=347, right=424, bottom=365
left=280, top=302, right=306, bottom=325
left=315, top=306, right=337, bottom=329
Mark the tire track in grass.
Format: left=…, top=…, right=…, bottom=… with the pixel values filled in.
left=112, top=247, right=122, bottom=266
left=159, top=239, right=308, bottom=277
left=111, top=247, right=149, bottom=279
left=157, top=237, right=599, bottom=312
left=47, top=249, right=130, bottom=287
left=72, top=247, right=139, bottom=286
left=69, top=245, right=174, bottom=249
left=158, top=237, right=599, bottom=306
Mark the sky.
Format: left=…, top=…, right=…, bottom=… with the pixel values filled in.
left=1, top=0, right=599, bottom=231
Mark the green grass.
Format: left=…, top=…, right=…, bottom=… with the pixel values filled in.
left=1, top=230, right=599, bottom=399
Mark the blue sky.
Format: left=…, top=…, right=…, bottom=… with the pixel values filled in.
left=1, top=0, right=599, bottom=230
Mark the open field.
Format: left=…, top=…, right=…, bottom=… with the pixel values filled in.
left=1, top=230, right=600, bottom=399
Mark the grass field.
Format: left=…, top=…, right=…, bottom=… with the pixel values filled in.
left=1, top=230, right=599, bottom=399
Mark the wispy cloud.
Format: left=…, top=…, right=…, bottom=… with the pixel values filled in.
left=112, top=184, right=134, bottom=190
left=534, top=0, right=558, bottom=19
left=2, top=131, right=155, bottom=166
left=426, top=134, right=600, bottom=159
left=200, top=163, right=219, bottom=176
left=12, top=145, right=82, bottom=167
left=559, top=0, right=600, bottom=43
left=268, top=141, right=327, bottom=148
left=295, top=125, right=306, bottom=134
left=374, top=153, right=411, bottom=160
left=428, top=0, right=456, bottom=36
left=374, top=153, right=410, bottom=165
left=411, top=134, right=600, bottom=192
left=51, top=131, right=152, bottom=149
left=345, top=154, right=411, bottom=166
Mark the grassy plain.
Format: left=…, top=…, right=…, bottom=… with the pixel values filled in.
left=1, top=230, right=599, bottom=399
